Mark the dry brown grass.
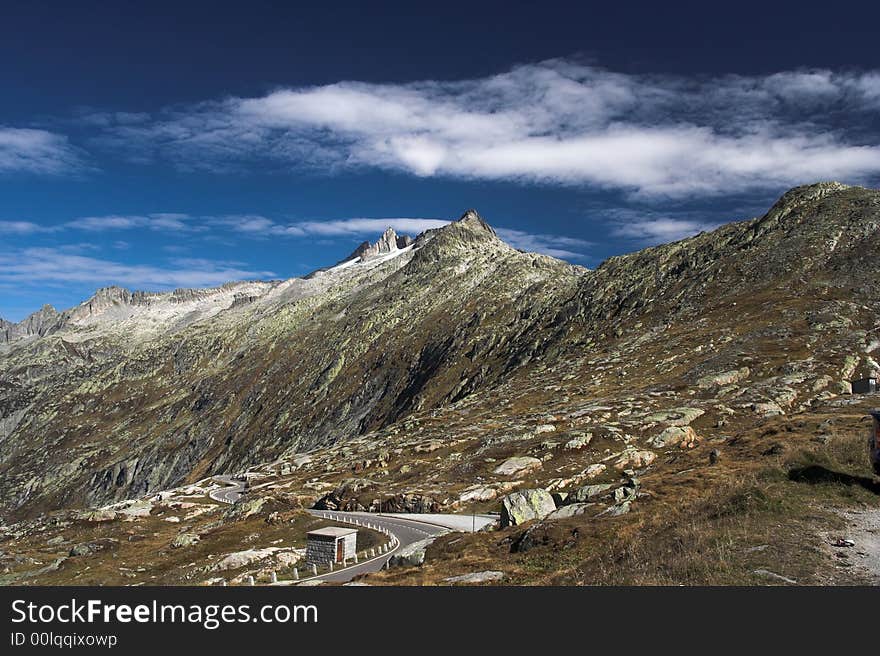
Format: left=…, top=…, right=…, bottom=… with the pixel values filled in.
left=368, top=403, right=880, bottom=586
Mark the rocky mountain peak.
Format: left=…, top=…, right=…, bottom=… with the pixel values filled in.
left=758, top=181, right=855, bottom=229
left=70, top=286, right=135, bottom=320
left=456, top=209, right=497, bottom=236
left=0, top=304, right=62, bottom=344
left=346, top=226, right=414, bottom=262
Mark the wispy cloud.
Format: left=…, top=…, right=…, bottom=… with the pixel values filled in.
left=91, top=60, right=880, bottom=196
left=0, top=213, right=205, bottom=236
left=215, top=215, right=449, bottom=238
left=0, top=220, right=55, bottom=234
left=215, top=214, right=591, bottom=258
left=495, top=228, right=592, bottom=259
left=0, top=127, right=83, bottom=175
left=0, top=248, right=274, bottom=288
left=607, top=208, right=725, bottom=244
left=66, top=213, right=203, bottom=232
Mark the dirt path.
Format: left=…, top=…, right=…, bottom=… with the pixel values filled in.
left=830, top=508, right=880, bottom=584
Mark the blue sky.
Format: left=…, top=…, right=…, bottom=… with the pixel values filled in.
left=2, top=0, right=880, bottom=321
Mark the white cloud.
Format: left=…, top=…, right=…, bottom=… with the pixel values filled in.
left=94, top=60, right=880, bottom=196
left=607, top=208, right=724, bottom=244
left=0, top=127, right=82, bottom=175
left=0, top=248, right=274, bottom=288
left=495, top=228, right=592, bottom=259
left=217, top=213, right=591, bottom=259
left=215, top=215, right=450, bottom=237
left=0, top=220, right=55, bottom=234
left=65, top=213, right=201, bottom=232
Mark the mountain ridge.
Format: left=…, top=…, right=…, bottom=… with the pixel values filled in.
left=1, top=182, right=878, bottom=524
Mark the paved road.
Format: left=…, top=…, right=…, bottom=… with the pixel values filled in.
left=376, top=512, right=497, bottom=532
left=207, top=479, right=499, bottom=584
left=208, top=475, right=246, bottom=504
left=303, top=511, right=450, bottom=583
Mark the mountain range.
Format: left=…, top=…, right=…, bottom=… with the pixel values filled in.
left=2, top=182, right=880, bottom=585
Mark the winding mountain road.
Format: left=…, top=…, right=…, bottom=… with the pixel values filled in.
left=208, top=475, right=247, bottom=504
left=304, top=511, right=448, bottom=583
left=207, top=476, right=497, bottom=583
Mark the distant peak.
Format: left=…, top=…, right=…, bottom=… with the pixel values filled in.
left=345, top=226, right=414, bottom=263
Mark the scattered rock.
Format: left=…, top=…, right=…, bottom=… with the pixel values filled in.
left=563, top=432, right=593, bottom=450
left=493, top=456, right=542, bottom=476
left=614, top=448, right=656, bottom=470
left=697, top=367, right=750, bottom=389
left=566, top=483, right=613, bottom=504
left=388, top=537, right=438, bottom=568
left=752, top=568, right=798, bottom=585
left=752, top=401, right=784, bottom=417
left=509, top=524, right=542, bottom=553
left=459, top=486, right=497, bottom=503
left=500, top=489, right=556, bottom=527
left=171, top=532, right=201, bottom=549
left=223, top=497, right=270, bottom=521
left=69, top=538, right=118, bottom=557
left=644, top=407, right=704, bottom=426
left=582, top=463, right=606, bottom=478
left=444, top=570, right=505, bottom=584
left=78, top=509, right=118, bottom=523
left=547, top=503, right=593, bottom=519
left=650, top=425, right=700, bottom=449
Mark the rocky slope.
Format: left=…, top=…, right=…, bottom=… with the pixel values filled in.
left=0, top=210, right=581, bottom=518
left=1, top=182, right=879, bottom=531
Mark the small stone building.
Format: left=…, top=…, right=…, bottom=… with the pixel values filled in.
left=306, top=527, right=357, bottom=565
left=852, top=377, right=878, bottom=394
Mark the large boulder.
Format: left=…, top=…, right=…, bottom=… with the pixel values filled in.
left=500, top=489, right=556, bottom=527
left=614, top=448, right=656, bottom=470
left=459, top=485, right=498, bottom=503
left=493, top=456, right=542, bottom=476
left=388, top=537, right=438, bottom=568
left=649, top=425, right=700, bottom=449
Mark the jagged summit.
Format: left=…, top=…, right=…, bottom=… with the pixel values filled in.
left=345, top=226, right=414, bottom=263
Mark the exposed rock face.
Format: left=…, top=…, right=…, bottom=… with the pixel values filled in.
left=500, top=489, right=556, bottom=527
left=0, top=305, right=62, bottom=343
left=347, top=227, right=413, bottom=262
